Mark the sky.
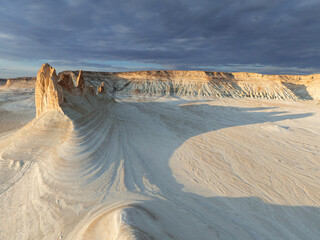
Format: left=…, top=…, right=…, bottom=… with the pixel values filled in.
left=0, top=0, right=319, bottom=78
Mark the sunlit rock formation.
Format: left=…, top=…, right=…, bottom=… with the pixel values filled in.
left=59, top=70, right=320, bottom=100
left=35, top=64, right=103, bottom=116
left=76, top=70, right=85, bottom=94
left=35, top=63, right=64, bottom=116
left=98, top=82, right=106, bottom=94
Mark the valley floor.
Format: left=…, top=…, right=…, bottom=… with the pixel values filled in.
left=0, top=88, right=320, bottom=239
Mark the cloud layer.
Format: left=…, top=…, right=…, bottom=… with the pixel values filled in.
left=0, top=0, right=319, bottom=77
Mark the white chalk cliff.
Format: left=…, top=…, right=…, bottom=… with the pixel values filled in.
left=57, top=69, right=320, bottom=100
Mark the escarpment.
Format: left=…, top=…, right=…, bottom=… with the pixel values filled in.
left=59, top=70, right=320, bottom=100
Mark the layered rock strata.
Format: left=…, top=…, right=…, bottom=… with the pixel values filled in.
left=60, top=70, right=320, bottom=100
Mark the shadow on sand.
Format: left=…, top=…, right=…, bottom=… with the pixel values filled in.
left=63, top=98, right=319, bottom=239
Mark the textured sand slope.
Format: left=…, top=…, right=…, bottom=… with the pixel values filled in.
left=0, top=64, right=319, bottom=239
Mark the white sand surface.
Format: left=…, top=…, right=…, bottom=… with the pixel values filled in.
left=0, top=87, right=320, bottom=239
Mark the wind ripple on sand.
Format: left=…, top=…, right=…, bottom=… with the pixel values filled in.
left=0, top=93, right=320, bottom=239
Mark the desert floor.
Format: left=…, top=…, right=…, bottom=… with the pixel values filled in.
left=0, top=87, right=319, bottom=239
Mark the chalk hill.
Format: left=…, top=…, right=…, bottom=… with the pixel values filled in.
left=60, top=69, right=320, bottom=100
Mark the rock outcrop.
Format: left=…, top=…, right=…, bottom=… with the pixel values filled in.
left=5, top=79, right=12, bottom=87
left=65, top=70, right=319, bottom=100
left=35, top=65, right=102, bottom=117
left=3, top=77, right=36, bottom=88
left=58, top=73, right=75, bottom=93
left=51, top=68, right=320, bottom=101
left=35, top=63, right=64, bottom=117
left=77, top=70, right=85, bottom=94
left=98, top=82, right=105, bottom=94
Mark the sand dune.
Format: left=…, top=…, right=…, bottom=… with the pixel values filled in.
left=0, top=64, right=319, bottom=239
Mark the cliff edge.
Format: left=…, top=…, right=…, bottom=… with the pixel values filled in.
left=63, top=70, right=320, bottom=100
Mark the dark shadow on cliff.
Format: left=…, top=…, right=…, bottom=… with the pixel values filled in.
left=282, top=82, right=313, bottom=100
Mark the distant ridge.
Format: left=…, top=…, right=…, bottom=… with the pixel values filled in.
left=60, top=69, right=320, bottom=100
left=5, top=64, right=320, bottom=101
left=2, top=77, right=36, bottom=88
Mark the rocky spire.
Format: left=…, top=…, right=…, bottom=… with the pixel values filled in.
left=5, top=79, right=12, bottom=87
left=35, top=63, right=64, bottom=117
left=76, top=70, right=85, bottom=94
left=98, top=82, right=105, bottom=94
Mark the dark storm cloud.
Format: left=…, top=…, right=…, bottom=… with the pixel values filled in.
left=0, top=0, right=319, bottom=75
